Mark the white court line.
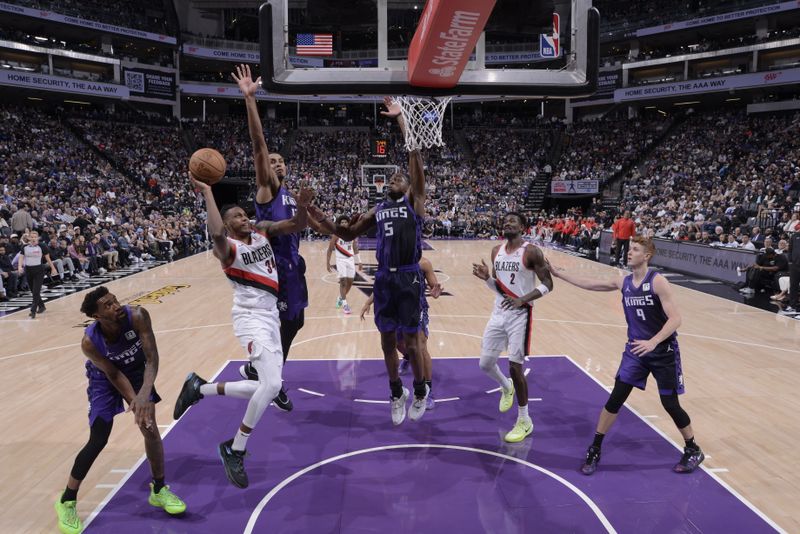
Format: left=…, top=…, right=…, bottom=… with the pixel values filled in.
left=353, top=399, right=390, bottom=404
left=297, top=388, right=326, bottom=397
left=434, top=397, right=460, bottom=403
left=485, top=387, right=501, bottom=394
left=642, top=415, right=659, bottom=419
left=524, top=368, right=531, bottom=377
left=83, top=359, right=231, bottom=529
left=110, top=469, right=129, bottom=474
left=95, top=484, right=117, bottom=489
left=157, top=424, right=170, bottom=428
left=561, top=353, right=787, bottom=534
left=5, top=307, right=799, bottom=361
left=710, top=468, right=730, bottom=473
left=243, top=444, right=616, bottom=534
left=528, top=398, right=543, bottom=401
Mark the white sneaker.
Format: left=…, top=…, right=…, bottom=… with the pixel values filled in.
left=408, top=384, right=430, bottom=422
left=391, top=387, right=409, bottom=426
left=99, top=268, right=107, bottom=274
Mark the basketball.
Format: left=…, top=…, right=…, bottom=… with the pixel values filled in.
left=189, top=148, right=226, bottom=185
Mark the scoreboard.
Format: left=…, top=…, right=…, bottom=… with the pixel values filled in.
left=372, top=138, right=388, bottom=159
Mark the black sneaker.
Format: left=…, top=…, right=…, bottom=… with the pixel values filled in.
left=37, top=304, right=46, bottom=313
left=581, top=445, right=601, bottom=475
left=673, top=446, right=704, bottom=473
left=238, top=362, right=259, bottom=381
left=173, top=372, right=206, bottom=419
left=218, top=439, right=248, bottom=488
left=273, top=388, right=293, bottom=412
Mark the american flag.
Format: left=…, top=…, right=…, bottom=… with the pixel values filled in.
left=296, top=33, right=333, bottom=56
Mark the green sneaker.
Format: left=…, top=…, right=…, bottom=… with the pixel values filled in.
left=55, top=495, right=82, bottom=534
left=336, top=296, right=343, bottom=309
left=148, top=483, right=187, bottom=515
left=504, top=418, right=533, bottom=443
left=499, top=383, right=515, bottom=413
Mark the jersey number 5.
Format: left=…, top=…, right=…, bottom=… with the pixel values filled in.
left=384, top=221, right=394, bottom=236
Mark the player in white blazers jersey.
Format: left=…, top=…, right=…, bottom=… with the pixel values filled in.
left=326, top=215, right=362, bottom=314
left=174, top=172, right=320, bottom=489
left=472, top=212, right=553, bottom=443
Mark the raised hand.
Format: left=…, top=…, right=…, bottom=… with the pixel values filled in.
left=295, top=185, right=315, bottom=208
left=379, top=96, right=402, bottom=119
left=188, top=171, right=211, bottom=193
left=471, top=259, right=490, bottom=281
left=231, top=64, right=261, bottom=98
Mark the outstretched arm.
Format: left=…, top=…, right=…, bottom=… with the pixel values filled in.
left=232, top=64, right=279, bottom=203
left=381, top=97, right=425, bottom=216
left=547, top=258, right=623, bottom=292
left=328, top=209, right=377, bottom=241
left=191, top=173, right=232, bottom=264
left=256, top=185, right=313, bottom=237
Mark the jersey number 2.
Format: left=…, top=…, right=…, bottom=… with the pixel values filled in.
left=509, top=273, right=516, bottom=284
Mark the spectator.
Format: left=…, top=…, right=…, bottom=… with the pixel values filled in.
left=739, top=248, right=788, bottom=296
left=0, top=243, right=20, bottom=298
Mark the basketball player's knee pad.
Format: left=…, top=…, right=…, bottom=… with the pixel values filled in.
left=660, top=393, right=691, bottom=428
left=479, top=351, right=501, bottom=373
left=604, top=380, right=634, bottom=414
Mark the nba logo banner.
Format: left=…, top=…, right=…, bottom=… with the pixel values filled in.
left=540, top=13, right=560, bottom=58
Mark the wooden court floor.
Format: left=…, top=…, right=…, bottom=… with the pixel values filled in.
left=1, top=240, right=798, bottom=533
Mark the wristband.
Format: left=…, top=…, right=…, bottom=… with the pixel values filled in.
left=536, top=283, right=550, bottom=297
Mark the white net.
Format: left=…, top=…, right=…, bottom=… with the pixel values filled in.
left=394, top=96, right=452, bottom=152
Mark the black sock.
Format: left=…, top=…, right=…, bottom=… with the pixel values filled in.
left=413, top=380, right=427, bottom=398
left=592, top=432, right=605, bottom=449
left=390, top=379, right=403, bottom=399
left=62, top=487, right=78, bottom=503
left=153, top=477, right=165, bottom=494
left=685, top=437, right=699, bottom=450
left=425, top=379, right=432, bottom=393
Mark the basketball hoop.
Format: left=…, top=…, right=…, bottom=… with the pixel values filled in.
left=394, top=96, right=452, bottom=152
left=374, top=177, right=385, bottom=195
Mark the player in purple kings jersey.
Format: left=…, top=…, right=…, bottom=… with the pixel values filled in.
left=315, top=97, right=431, bottom=425
left=55, top=287, right=185, bottom=534
left=549, top=236, right=704, bottom=475
left=231, top=64, right=329, bottom=412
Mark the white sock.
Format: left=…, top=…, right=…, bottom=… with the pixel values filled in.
left=342, top=299, right=347, bottom=305
left=232, top=428, right=250, bottom=451
left=199, top=383, right=218, bottom=396
left=518, top=404, right=529, bottom=421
